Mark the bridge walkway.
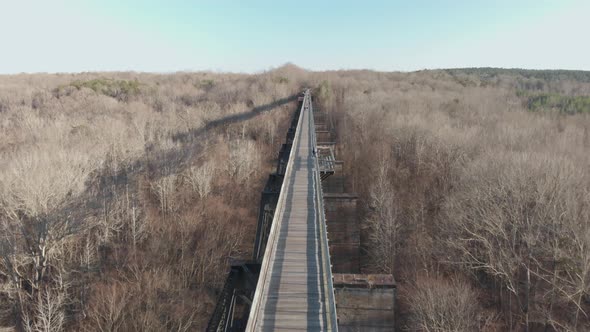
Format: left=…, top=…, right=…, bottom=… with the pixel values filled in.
left=246, top=90, right=337, bottom=331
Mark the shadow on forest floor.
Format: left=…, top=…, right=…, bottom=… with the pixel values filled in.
left=171, top=94, right=298, bottom=143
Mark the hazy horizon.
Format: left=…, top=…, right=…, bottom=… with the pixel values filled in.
left=3, top=64, right=590, bottom=76
left=1, top=0, right=589, bottom=74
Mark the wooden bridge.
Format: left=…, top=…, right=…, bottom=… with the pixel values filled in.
left=245, top=90, right=338, bottom=331
left=208, top=90, right=338, bottom=331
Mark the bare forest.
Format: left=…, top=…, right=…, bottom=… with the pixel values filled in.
left=1, top=65, right=590, bottom=331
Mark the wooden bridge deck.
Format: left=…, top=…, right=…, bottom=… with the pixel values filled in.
left=247, top=91, right=337, bottom=331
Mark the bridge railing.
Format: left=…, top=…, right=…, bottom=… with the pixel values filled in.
left=310, top=93, right=339, bottom=331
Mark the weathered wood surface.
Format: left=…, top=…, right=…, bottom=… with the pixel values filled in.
left=247, top=92, right=336, bottom=331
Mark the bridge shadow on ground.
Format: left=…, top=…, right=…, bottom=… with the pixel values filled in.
left=172, top=94, right=298, bottom=143
left=142, top=93, right=298, bottom=179
left=64, top=93, right=299, bottom=237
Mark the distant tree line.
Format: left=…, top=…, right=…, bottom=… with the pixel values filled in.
left=446, top=67, right=590, bottom=83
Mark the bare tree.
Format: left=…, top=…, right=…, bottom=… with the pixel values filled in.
left=0, top=146, right=95, bottom=328
left=563, top=210, right=590, bottom=329
left=445, top=154, right=590, bottom=330
left=150, top=174, right=177, bottom=217
left=128, top=196, right=145, bottom=250
left=226, top=139, right=260, bottom=184
left=23, top=288, right=66, bottom=332
left=184, top=161, right=215, bottom=199
left=406, top=277, right=481, bottom=332
left=86, top=283, right=129, bottom=332
left=366, top=158, right=401, bottom=274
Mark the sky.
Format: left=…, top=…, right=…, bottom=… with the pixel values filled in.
left=0, top=0, right=589, bottom=73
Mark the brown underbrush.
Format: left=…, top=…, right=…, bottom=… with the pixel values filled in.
left=1, top=66, right=589, bottom=330
left=0, top=67, right=304, bottom=330
left=315, top=69, right=590, bottom=331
